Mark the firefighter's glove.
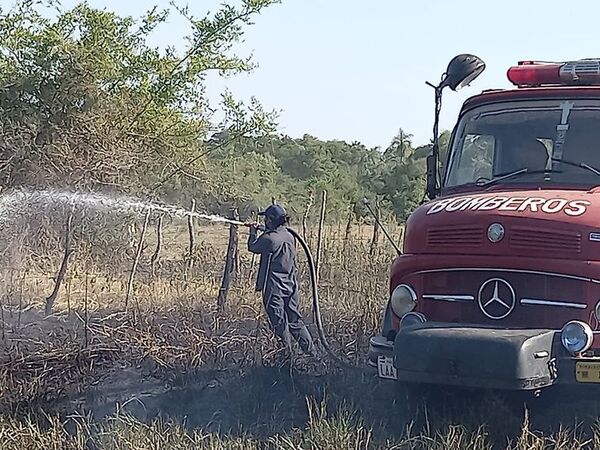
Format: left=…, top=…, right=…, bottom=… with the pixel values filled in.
left=246, top=222, right=265, bottom=232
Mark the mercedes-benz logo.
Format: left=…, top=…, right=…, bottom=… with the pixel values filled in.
left=477, top=278, right=516, bottom=320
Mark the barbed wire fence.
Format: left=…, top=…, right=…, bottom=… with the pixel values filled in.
left=0, top=193, right=402, bottom=347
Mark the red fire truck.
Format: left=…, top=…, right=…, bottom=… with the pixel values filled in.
left=368, top=55, right=600, bottom=392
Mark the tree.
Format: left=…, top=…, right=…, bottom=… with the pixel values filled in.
left=384, top=129, right=414, bottom=164
left=0, top=0, right=278, bottom=199
left=0, top=1, right=443, bottom=225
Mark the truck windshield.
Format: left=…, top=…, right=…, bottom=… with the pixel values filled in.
left=444, top=99, right=600, bottom=189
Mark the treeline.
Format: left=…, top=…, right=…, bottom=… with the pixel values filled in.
left=0, top=0, right=449, bottom=224
left=201, top=130, right=450, bottom=222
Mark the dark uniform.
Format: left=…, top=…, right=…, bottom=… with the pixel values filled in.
left=248, top=209, right=315, bottom=355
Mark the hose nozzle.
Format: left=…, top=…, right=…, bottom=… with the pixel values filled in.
left=244, top=222, right=265, bottom=231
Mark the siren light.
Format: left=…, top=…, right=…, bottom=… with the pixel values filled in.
left=507, top=59, right=600, bottom=87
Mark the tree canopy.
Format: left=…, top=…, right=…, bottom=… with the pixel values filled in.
left=0, top=0, right=450, bottom=223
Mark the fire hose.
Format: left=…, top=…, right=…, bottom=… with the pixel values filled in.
left=286, top=226, right=348, bottom=366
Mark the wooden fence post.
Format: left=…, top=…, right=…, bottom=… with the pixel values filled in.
left=217, top=208, right=239, bottom=311
left=369, top=205, right=380, bottom=257
left=344, top=203, right=354, bottom=244
left=232, top=209, right=240, bottom=276
left=150, top=215, right=163, bottom=278
left=84, top=270, right=89, bottom=347
left=45, top=212, right=74, bottom=316
left=125, top=210, right=150, bottom=311
left=66, top=277, right=72, bottom=316
left=0, top=287, right=4, bottom=341
left=397, top=226, right=405, bottom=252
left=315, top=190, right=327, bottom=283
left=302, top=191, right=314, bottom=244
left=185, top=200, right=196, bottom=278
left=247, top=212, right=257, bottom=284
left=17, top=271, right=25, bottom=329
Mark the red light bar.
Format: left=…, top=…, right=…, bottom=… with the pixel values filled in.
left=507, top=63, right=561, bottom=87
left=507, top=59, right=600, bottom=87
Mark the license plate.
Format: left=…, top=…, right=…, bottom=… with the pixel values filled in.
left=576, top=362, right=600, bottom=383
left=377, top=355, right=397, bottom=380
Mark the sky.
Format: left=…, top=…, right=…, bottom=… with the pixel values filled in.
left=3, top=0, right=600, bottom=148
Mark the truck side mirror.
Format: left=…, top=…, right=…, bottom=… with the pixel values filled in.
left=440, top=54, right=486, bottom=91
left=426, top=153, right=438, bottom=199
left=425, top=54, right=485, bottom=201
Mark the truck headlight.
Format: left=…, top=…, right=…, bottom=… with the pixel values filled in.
left=399, top=312, right=426, bottom=328
left=560, top=320, right=593, bottom=354
left=390, top=284, right=417, bottom=317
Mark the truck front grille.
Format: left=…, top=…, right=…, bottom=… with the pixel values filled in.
left=418, top=268, right=588, bottom=328
left=509, top=226, right=581, bottom=255
left=427, top=225, right=484, bottom=247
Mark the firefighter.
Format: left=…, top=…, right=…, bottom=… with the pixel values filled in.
left=513, top=138, right=549, bottom=171
left=247, top=204, right=316, bottom=356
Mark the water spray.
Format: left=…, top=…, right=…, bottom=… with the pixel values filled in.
left=0, top=189, right=244, bottom=225
left=0, top=188, right=350, bottom=367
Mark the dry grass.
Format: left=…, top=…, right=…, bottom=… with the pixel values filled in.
left=0, top=220, right=598, bottom=449
left=0, top=404, right=598, bottom=450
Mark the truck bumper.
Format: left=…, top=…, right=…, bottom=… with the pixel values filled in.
left=368, top=323, right=600, bottom=391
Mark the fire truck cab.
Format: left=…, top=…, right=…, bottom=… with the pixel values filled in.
left=369, top=56, right=600, bottom=391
